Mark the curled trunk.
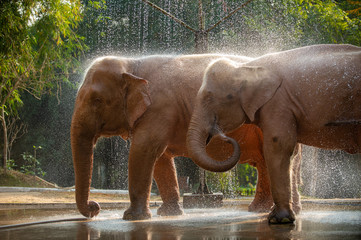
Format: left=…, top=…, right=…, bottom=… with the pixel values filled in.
left=187, top=108, right=241, bottom=172
left=71, top=122, right=100, bottom=218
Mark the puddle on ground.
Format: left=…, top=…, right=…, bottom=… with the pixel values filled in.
left=0, top=208, right=360, bottom=240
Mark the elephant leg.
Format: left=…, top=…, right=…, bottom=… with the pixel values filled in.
left=248, top=159, right=273, bottom=212
left=291, top=144, right=302, bottom=214
left=123, top=128, right=168, bottom=221
left=153, top=153, right=184, bottom=216
left=261, top=117, right=297, bottom=224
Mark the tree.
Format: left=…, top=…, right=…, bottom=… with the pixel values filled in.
left=288, top=0, right=361, bottom=45
left=4, top=116, right=27, bottom=162
left=0, top=0, right=86, bottom=169
left=338, top=0, right=361, bottom=18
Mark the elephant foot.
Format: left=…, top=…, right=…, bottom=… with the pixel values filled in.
left=79, top=201, right=101, bottom=218
left=157, top=202, right=184, bottom=216
left=248, top=198, right=274, bottom=212
left=268, top=205, right=295, bottom=224
left=123, top=206, right=152, bottom=221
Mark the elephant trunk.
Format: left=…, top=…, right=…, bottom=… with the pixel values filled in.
left=71, top=118, right=100, bottom=218
left=187, top=107, right=241, bottom=172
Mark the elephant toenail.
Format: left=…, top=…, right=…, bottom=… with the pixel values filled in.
left=269, top=218, right=277, bottom=224
left=281, top=218, right=291, bottom=223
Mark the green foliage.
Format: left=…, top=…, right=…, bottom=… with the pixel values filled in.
left=206, top=171, right=234, bottom=195
left=206, top=164, right=257, bottom=197
left=6, top=159, right=17, bottom=170
left=289, top=0, right=361, bottom=45
left=0, top=0, right=86, bottom=169
left=202, top=0, right=360, bottom=55
left=0, top=0, right=85, bottom=108
left=232, top=185, right=256, bottom=197
left=20, top=151, right=46, bottom=178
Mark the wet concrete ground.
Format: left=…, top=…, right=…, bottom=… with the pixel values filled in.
left=1, top=206, right=360, bottom=240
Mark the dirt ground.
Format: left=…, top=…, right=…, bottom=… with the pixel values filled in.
left=0, top=191, right=164, bottom=204
left=0, top=170, right=161, bottom=204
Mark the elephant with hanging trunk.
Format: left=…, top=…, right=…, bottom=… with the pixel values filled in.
left=71, top=53, right=301, bottom=220
left=187, top=44, right=361, bottom=224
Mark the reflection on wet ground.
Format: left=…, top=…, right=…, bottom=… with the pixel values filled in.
left=1, top=207, right=360, bottom=240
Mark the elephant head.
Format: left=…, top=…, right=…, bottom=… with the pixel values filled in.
left=71, top=57, right=151, bottom=218
left=187, top=58, right=282, bottom=172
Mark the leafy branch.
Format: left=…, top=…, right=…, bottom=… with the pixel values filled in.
left=0, top=0, right=86, bottom=170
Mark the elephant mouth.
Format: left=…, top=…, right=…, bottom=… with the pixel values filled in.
left=187, top=112, right=241, bottom=173
left=206, top=118, right=224, bottom=145
left=206, top=133, right=213, bottom=145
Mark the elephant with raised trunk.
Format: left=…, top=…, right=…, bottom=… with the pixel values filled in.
left=187, top=44, right=361, bottom=224
left=71, top=54, right=301, bottom=220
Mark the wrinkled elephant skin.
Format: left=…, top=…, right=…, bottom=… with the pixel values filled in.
left=71, top=54, right=301, bottom=220
left=187, top=44, right=361, bottom=224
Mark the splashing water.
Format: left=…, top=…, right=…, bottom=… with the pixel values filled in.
left=301, top=146, right=361, bottom=199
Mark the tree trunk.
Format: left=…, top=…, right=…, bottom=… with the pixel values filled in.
left=1, top=108, right=8, bottom=171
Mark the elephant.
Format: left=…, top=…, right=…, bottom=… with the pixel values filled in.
left=187, top=44, right=361, bottom=224
left=71, top=53, right=301, bottom=220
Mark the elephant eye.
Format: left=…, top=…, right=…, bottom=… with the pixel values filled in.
left=213, top=115, right=218, bottom=125
left=226, top=94, right=233, bottom=100
left=94, top=98, right=102, bottom=104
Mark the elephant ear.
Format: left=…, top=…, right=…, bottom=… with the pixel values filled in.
left=122, top=73, right=151, bottom=128
left=237, top=66, right=282, bottom=122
